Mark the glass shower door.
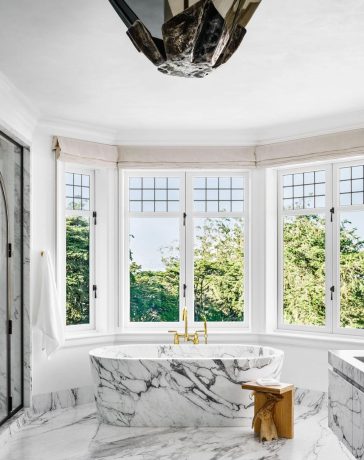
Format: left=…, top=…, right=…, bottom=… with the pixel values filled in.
left=0, top=132, right=24, bottom=425
left=0, top=173, right=9, bottom=423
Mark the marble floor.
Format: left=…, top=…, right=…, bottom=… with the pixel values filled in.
left=0, top=393, right=354, bottom=460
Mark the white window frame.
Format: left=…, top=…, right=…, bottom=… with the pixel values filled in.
left=333, top=159, right=364, bottom=336
left=278, top=160, right=364, bottom=336
left=58, top=163, right=96, bottom=332
left=120, top=170, right=250, bottom=332
left=278, top=163, right=333, bottom=334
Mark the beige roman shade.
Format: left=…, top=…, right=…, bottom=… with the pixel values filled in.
left=255, top=128, right=364, bottom=167
left=53, top=136, right=119, bottom=168
left=117, top=146, right=256, bottom=169
left=53, top=128, right=364, bottom=170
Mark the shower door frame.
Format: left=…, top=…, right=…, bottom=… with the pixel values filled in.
left=0, top=130, right=24, bottom=426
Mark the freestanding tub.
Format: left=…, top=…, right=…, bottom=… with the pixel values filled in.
left=90, top=344, right=284, bottom=427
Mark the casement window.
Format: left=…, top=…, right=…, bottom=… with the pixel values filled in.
left=122, top=171, right=249, bottom=329
left=62, top=167, right=96, bottom=331
left=278, top=160, right=364, bottom=335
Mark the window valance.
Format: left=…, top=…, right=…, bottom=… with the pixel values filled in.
left=53, top=136, right=118, bottom=168
left=255, top=128, right=364, bottom=167
left=117, top=146, right=256, bottom=169
left=53, top=128, right=364, bottom=170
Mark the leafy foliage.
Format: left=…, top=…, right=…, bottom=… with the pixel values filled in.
left=66, top=216, right=90, bottom=325
left=194, top=218, right=244, bottom=322
left=283, top=215, right=364, bottom=329
left=340, top=218, right=364, bottom=329
left=130, top=218, right=244, bottom=322
left=283, top=215, right=326, bottom=326
left=66, top=211, right=364, bottom=330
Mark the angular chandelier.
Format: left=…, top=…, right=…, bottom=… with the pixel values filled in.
left=109, top=0, right=262, bottom=78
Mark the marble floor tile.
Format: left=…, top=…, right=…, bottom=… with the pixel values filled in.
left=0, top=400, right=354, bottom=460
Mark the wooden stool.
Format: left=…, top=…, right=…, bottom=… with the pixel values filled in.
left=242, top=382, right=294, bottom=441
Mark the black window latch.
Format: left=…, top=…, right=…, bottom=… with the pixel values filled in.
left=330, top=207, right=335, bottom=222
left=330, top=285, right=335, bottom=300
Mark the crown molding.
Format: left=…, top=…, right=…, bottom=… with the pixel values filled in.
left=0, top=71, right=39, bottom=146
left=37, top=112, right=364, bottom=150
left=36, top=118, right=117, bottom=145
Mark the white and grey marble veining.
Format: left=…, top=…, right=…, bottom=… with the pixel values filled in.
left=0, top=394, right=354, bottom=460
left=90, top=344, right=284, bottom=427
left=329, top=350, right=364, bottom=459
left=32, top=385, right=94, bottom=415
left=0, top=407, right=34, bottom=447
left=328, top=368, right=353, bottom=451
left=353, top=385, right=364, bottom=460
left=329, top=350, right=364, bottom=393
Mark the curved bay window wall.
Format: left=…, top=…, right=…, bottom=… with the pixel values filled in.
left=0, top=131, right=24, bottom=426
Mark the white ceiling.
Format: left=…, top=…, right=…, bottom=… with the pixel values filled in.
left=0, top=0, right=364, bottom=144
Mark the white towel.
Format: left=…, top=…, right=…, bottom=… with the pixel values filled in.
left=33, top=251, right=64, bottom=357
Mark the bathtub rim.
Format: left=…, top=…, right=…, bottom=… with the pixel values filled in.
left=89, top=343, right=284, bottom=361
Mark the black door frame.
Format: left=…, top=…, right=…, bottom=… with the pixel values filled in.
left=0, top=130, right=24, bottom=426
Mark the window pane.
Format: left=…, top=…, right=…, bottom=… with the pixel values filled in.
left=340, top=212, right=364, bottom=329
left=283, top=170, right=325, bottom=210
left=129, top=218, right=180, bottom=322
left=194, top=218, right=244, bottom=322
left=340, top=165, right=364, bottom=206
left=66, top=217, right=90, bottom=325
left=129, top=176, right=180, bottom=213
left=193, top=176, right=244, bottom=213
left=74, top=174, right=82, bottom=186
left=66, top=173, right=74, bottom=185
left=283, top=215, right=326, bottom=326
left=65, top=173, right=90, bottom=210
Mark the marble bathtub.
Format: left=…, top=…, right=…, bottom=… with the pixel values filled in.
left=90, top=344, right=284, bottom=427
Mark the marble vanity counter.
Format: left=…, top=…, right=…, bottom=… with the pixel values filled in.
left=328, top=349, right=364, bottom=460
left=329, top=350, right=364, bottom=391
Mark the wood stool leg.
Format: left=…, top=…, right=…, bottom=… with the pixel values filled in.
left=273, top=389, right=294, bottom=439
left=252, top=390, right=294, bottom=440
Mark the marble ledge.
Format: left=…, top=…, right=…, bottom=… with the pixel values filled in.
left=329, top=350, right=364, bottom=391
left=0, top=408, right=34, bottom=447
left=31, top=385, right=94, bottom=415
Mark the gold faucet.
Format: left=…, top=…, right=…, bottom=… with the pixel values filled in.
left=168, top=307, right=208, bottom=344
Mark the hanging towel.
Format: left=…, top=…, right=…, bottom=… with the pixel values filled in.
left=33, top=251, right=64, bottom=357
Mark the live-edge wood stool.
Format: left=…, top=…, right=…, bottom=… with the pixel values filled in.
left=242, top=382, right=294, bottom=441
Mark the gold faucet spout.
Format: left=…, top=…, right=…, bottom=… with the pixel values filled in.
left=182, top=307, right=188, bottom=340
left=168, top=308, right=208, bottom=344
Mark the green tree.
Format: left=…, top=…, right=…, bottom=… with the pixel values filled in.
left=340, top=219, right=364, bottom=329
left=66, top=216, right=90, bottom=325
left=130, top=218, right=244, bottom=322
left=194, top=218, right=244, bottom=322
left=283, top=215, right=326, bottom=326
left=283, top=215, right=364, bottom=329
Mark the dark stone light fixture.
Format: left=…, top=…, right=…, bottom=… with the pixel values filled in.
left=109, top=0, right=262, bottom=78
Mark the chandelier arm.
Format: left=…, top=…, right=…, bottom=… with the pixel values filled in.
left=108, top=0, right=138, bottom=28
